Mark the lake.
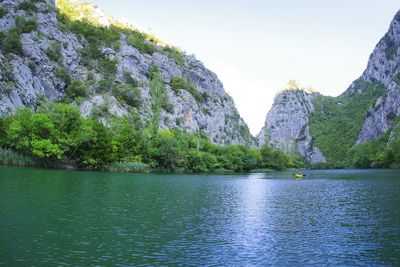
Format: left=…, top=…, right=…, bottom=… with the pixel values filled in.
left=0, top=167, right=399, bottom=266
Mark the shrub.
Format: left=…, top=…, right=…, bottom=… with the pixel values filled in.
left=15, top=16, right=38, bottom=33
left=65, top=80, right=88, bottom=100
left=79, top=43, right=102, bottom=66
left=0, top=7, right=8, bottom=18
left=393, top=72, right=400, bottom=85
left=170, top=76, right=184, bottom=92
left=162, top=46, right=185, bottom=66
left=54, top=67, right=71, bottom=87
left=15, top=1, right=38, bottom=15
left=56, top=9, right=70, bottom=31
left=386, top=45, right=399, bottom=61
left=3, top=82, right=15, bottom=96
left=1, top=29, right=23, bottom=55
left=161, top=101, right=174, bottom=114
left=113, top=84, right=142, bottom=107
left=147, top=65, right=160, bottom=80
left=90, top=103, right=109, bottom=118
left=169, top=76, right=203, bottom=104
left=96, top=79, right=114, bottom=93
left=382, top=33, right=399, bottom=60
left=127, top=32, right=156, bottom=55
left=123, top=72, right=138, bottom=87
left=46, top=42, right=63, bottom=63
left=99, top=58, right=117, bottom=79
left=69, top=19, right=120, bottom=47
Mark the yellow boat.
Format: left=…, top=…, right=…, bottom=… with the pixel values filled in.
left=295, top=174, right=303, bottom=179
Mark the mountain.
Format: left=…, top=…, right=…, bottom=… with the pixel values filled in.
left=0, top=0, right=252, bottom=146
left=256, top=83, right=326, bottom=164
left=257, top=10, right=400, bottom=168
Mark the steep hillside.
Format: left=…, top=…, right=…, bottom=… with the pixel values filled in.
left=0, top=0, right=252, bottom=146
left=258, top=10, right=400, bottom=167
left=256, top=83, right=326, bottom=164
left=353, top=10, right=400, bottom=144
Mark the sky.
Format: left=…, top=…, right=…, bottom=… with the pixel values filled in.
left=90, top=0, right=399, bottom=135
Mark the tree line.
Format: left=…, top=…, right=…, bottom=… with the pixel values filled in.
left=0, top=103, right=304, bottom=172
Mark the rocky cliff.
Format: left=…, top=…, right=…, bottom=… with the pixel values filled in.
left=257, top=10, right=400, bottom=165
left=256, top=88, right=326, bottom=164
left=0, top=0, right=252, bottom=146
left=354, top=10, right=400, bottom=144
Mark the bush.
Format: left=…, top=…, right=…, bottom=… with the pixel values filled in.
left=113, top=84, right=142, bottom=107
left=46, top=42, right=63, bottom=63
left=161, top=101, right=174, bottom=114
left=79, top=43, right=102, bottom=65
left=147, top=65, right=160, bottom=80
left=0, top=7, right=9, bottom=18
left=169, top=76, right=203, bottom=104
left=56, top=9, right=70, bottom=31
left=393, top=72, right=400, bottom=85
left=128, top=32, right=156, bottom=55
left=65, top=80, right=88, bottom=100
left=96, top=79, right=114, bottom=93
left=170, top=76, right=184, bottom=92
left=15, top=16, right=38, bottom=33
left=1, top=29, right=23, bottom=55
left=15, top=1, right=38, bottom=15
left=162, top=46, right=185, bottom=66
left=123, top=72, right=138, bottom=87
left=69, top=20, right=121, bottom=47
left=54, top=67, right=71, bottom=88
left=98, top=58, right=117, bottom=79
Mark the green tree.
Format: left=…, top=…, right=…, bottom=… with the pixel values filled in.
left=149, top=71, right=166, bottom=133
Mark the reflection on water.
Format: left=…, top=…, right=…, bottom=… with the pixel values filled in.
left=0, top=167, right=399, bottom=265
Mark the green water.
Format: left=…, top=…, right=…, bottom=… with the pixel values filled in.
left=0, top=167, right=399, bottom=266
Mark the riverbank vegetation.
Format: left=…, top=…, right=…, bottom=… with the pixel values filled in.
left=0, top=103, right=304, bottom=173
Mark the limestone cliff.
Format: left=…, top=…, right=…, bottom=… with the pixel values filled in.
left=257, top=9, right=400, bottom=165
left=256, top=89, right=326, bottom=164
left=354, top=10, right=400, bottom=144
left=0, top=0, right=252, bottom=146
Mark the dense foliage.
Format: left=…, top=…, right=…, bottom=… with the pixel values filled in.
left=309, top=79, right=386, bottom=168
left=0, top=104, right=303, bottom=172
left=343, top=118, right=400, bottom=169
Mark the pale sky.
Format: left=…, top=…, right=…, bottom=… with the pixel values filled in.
left=90, top=0, right=399, bottom=135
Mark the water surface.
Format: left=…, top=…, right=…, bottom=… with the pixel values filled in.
left=1, top=167, right=399, bottom=265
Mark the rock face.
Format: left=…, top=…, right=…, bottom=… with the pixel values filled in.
left=256, top=89, right=326, bottom=164
left=0, top=0, right=252, bottom=146
left=257, top=9, right=400, bottom=164
left=354, top=10, right=400, bottom=144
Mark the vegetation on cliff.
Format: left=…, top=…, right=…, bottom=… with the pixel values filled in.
left=309, top=79, right=399, bottom=169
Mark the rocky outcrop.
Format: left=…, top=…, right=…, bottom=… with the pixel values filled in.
left=353, top=10, right=400, bottom=144
left=257, top=89, right=326, bottom=164
left=0, top=0, right=252, bottom=146
left=356, top=83, right=400, bottom=144
left=257, top=9, right=400, bottom=164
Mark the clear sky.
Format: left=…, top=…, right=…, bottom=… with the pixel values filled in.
left=90, top=0, right=399, bottom=135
